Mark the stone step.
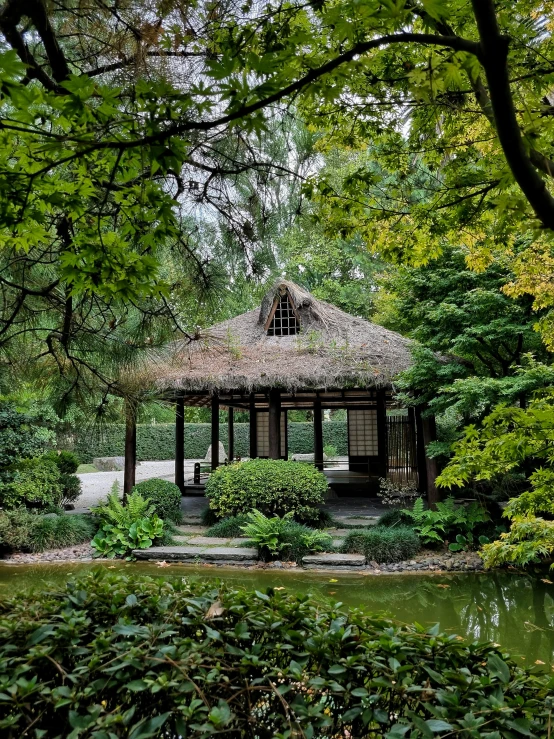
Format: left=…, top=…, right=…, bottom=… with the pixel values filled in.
left=133, top=546, right=258, bottom=564
left=332, top=517, right=379, bottom=528
left=302, top=552, right=366, bottom=569
left=172, top=535, right=251, bottom=548
left=176, top=525, right=209, bottom=535
left=182, top=515, right=204, bottom=525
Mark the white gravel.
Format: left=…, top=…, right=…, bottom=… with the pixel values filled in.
left=77, top=460, right=201, bottom=508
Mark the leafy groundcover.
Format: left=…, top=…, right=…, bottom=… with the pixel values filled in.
left=0, top=572, right=551, bottom=738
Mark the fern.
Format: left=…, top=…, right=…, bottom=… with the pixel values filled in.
left=93, top=490, right=155, bottom=529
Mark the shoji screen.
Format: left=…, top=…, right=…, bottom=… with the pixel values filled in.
left=256, top=412, right=286, bottom=457
left=348, top=409, right=379, bottom=456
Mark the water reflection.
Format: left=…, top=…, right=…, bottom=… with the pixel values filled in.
left=0, top=562, right=552, bottom=665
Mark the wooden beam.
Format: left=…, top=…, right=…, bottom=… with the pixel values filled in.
left=123, top=398, right=137, bottom=502
left=249, top=393, right=257, bottom=458
left=228, top=407, right=234, bottom=462
left=175, top=397, right=185, bottom=493
left=268, top=388, right=281, bottom=459
left=313, top=398, right=324, bottom=471
left=376, top=389, right=388, bottom=478
left=211, top=393, right=220, bottom=471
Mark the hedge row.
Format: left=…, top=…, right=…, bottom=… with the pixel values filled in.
left=73, top=422, right=348, bottom=463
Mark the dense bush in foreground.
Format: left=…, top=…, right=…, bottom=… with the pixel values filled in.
left=0, top=572, right=550, bottom=738
left=205, top=458, right=328, bottom=523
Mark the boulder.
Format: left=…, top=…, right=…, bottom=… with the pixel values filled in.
left=204, top=442, right=227, bottom=464
left=92, top=456, right=141, bottom=472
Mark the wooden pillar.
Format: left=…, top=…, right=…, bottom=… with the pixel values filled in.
left=211, top=393, right=220, bottom=471
left=414, top=407, right=427, bottom=493
left=268, top=389, right=281, bottom=460
left=376, top=389, right=388, bottom=478
left=415, top=406, right=440, bottom=505
left=249, top=394, right=257, bottom=458
left=175, top=396, right=185, bottom=493
left=228, top=407, right=234, bottom=462
left=313, top=398, right=324, bottom=470
left=123, top=398, right=137, bottom=502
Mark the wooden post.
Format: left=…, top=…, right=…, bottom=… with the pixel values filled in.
left=414, top=407, right=427, bottom=493
left=376, top=389, right=388, bottom=478
left=313, top=398, right=324, bottom=470
left=211, top=393, right=220, bottom=471
left=175, top=396, right=185, bottom=493
left=249, top=394, right=257, bottom=458
left=268, top=388, right=281, bottom=460
left=228, top=407, right=234, bottom=462
left=123, top=398, right=137, bottom=502
left=422, top=413, right=440, bottom=506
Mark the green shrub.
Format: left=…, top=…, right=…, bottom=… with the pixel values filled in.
left=402, top=497, right=490, bottom=547
left=28, top=514, right=95, bottom=552
left=91, top=489, right=164, bottom=559
left=59, top=472, right=82, bottom=505
left=0, top=508, right=37, bottom=552
left=0, top=510, right=94, bottom=553
left=44, top=450, right=80, bottom=474
left=377, top=508, right=413, bottom=528
left=0, top=572, right=550, bottom=738
left=133, top=478, right=182, bottom=523
left=206, top=514, right=250, bottom=537
left=240, top=510, right=332, bottom=562
left=342, top=526, right=420, bottom=563
left=205, top=458, right=328, bottom=523
left=0, top=457, right=62, bottom=510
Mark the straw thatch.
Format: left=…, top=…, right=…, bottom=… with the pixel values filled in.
left=153, top=281, right=413, bottom=394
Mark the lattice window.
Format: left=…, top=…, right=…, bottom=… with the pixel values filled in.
left=348, top=409, right=379, bottom=456
left=256, top=412, right=287, bottom=457
left=267, top=294, right=299, bottom=336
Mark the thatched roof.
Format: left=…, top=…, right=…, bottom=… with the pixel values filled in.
left=153, top=281, right=413, bottom=394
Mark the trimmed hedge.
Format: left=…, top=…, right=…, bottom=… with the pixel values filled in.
left=205, top=459, right=328, bottom=523
left=73, top=421, right=348, bottom=462
left=0, top=572, right=550, bottom=738
left=132, top=479, right=183, bottom=524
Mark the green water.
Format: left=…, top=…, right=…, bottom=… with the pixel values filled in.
left=0, top=562, right=552, bottom=667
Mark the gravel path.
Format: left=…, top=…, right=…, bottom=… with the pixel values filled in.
left=77, top=460, right=202, bottom=508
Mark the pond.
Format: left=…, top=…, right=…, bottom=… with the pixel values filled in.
left=0, top=562, right=552, bottom=668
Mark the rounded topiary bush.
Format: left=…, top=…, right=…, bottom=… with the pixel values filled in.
left=0, top=572, right=549, bottom=738
left=205, top=458, right=328, bottom=523
left=133, top=479, right=182, bottom=523
left=342, top=526, right=420, bottom=563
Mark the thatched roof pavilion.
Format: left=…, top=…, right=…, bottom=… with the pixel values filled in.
left=154, top=281, right=414, bottom=395
left=123, top=282, right=438, bottom=502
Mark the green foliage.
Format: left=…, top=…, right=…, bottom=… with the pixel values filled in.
left=402, top=497, right=490, bottom=547
left=132, top=479, right=182, bottom=524
left=0, top=509, right=94, bottom=553
left=26, top=515, right=95, bottom=553
left=238, top=510, right=332, bottom=562
left=0, top=457, right=62, bottom=510
left=43, top=450, right=80, bottom=474
left=206, top=515, right=250, bottom=538
left=481, top=517, right=554, bottom=570
left=91, top=489, right=163, bottom=559
left=376, top=508, right=413, bottom=528
left=73, top=422, right=348, bottom=463
left=323, top=444, right=338, bottom=458
left=58, top=472, right=82, bottom=505
left=205, top=459, right=328, bottom=523
left=0, top=402, right=51, bottom=471
left=240, top=509, right=295, bottom=556
left=341, top=527, right=420, bottom=563
left=0, top=572, right=551, bottom=738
